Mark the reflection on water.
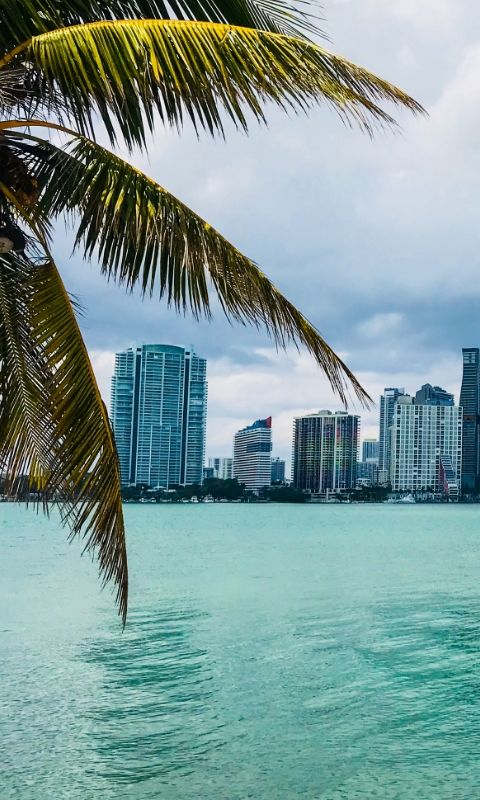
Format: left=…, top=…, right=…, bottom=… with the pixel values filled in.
left=80, top=605, right=225, bottom=784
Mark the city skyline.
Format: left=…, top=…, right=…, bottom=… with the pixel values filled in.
left=107, top=339, right=474, bottom=497
left=103, top=340, right=465, bottom=475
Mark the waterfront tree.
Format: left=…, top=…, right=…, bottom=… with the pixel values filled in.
left=0, top=0, right=423, bottom=621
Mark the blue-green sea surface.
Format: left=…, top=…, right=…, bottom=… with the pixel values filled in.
left=2, top=503, right=480, bottom=799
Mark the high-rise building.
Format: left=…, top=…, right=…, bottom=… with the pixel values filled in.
left=233, top=418, right=272, bottom=490
left=439, top=456, right=460, bottom=501
left=460, top=348, right=480, bottom=492
left=356, top=461, right=379, bottom=486
left=110, top=344, right=207, bottom=487
left=378, top=387, right=405, bottom=483
left=357, top=439, right=379, bottom=486
left=390, top=396, right=462, bottom=496
left=207, top=457, right=233, bottom=480
left=415, top=383, right=454, bottom=406
left=271, top=457, right=286, bottom=484
left=292, top=411, right=359, bottom=494
left=362, top=439, right=379, bottom=462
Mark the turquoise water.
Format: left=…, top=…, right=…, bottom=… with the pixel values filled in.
left=2, top=503, right=480, bottom=799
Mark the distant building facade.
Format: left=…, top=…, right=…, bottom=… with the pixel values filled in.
left=439, top=456, right=460, bottom=501
left=358, top=438, right=379, bottom=486
left=356, top=460, right=379, bottom=487
left=460, top=348, right=480, bottom=492
left=415, top=383, right=454, bottom=406
left=390, top=396, right=462, bottom=496
left=111, top=344, right=207, bottom=487
left=271, top=457, right=286, bottom=484
left=362, top=439, right=379, bottom=463
left=292, top=411, right=359, bottom=493
left=207, top=457, right=233, bottom=480
left=233, top=418, right=272, bottom=490
left=379, top=387, right=405, bottom=483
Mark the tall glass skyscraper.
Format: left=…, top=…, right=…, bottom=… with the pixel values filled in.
left=292, top=411, right=359, bottom=493
left=110, top=344, right=207, bottom=487
left=362, top=439, right=379, bottom=462
left=378, top=387, right=405, bottom=482
left=460, top=347, right=480, bottom=492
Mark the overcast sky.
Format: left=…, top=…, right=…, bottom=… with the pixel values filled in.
left=53, top=0, right=480, bottom=471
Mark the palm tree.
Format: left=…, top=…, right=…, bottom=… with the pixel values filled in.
left=0, top=0, right=422, bottom=622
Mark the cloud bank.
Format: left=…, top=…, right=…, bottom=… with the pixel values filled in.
left=55, top=1, right=480, bottom=473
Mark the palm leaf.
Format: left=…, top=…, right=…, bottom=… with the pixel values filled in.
left=0, top=0, right=320, bottom=54
left=4, top=20, right=423, bottom=147
left=0, top=254, right=57, bottom=500
left=0, top=248, right=128, bottom=622
left=5, top=128, right=370, bottom=406
left=0, top=0, right=319, bottom=57
left=30, top=257, right=128, bottom=623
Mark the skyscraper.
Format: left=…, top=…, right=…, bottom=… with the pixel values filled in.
left=460, top=348, right=480, bottom=492
left=110, top=344, right=207, bottom=487
left=356, top=460, right=379, bottom=486
left=378, top=387, right=405, bottom=482
left=390, top=396, right=462, bottom=496
left=362, top=439, right=379, bottom=462
left=233, top=418, right=272, bottom=490
left=207, top=457, right=233, bottom=480
left=415, top=383, right=454, bottom=406
left=292, top=411, right=359, bottom=493
left=271, top=457, right=286, bottom=483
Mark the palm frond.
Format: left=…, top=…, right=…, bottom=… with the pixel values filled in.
left=5, top=128, right=370, bottom=406
left=0, top=254, right=57, bottom=499
left=6, top=20, right=423, bottom=147
left=0, top=250, right=128, bottom=622
left=0, top=65, right=70, bottom=123
left=30, top=257, right=128, bottom=623
left=0, top=0, right=321, bottom=52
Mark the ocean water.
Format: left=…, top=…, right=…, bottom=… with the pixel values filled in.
left=2, top=503, right=480, bottom=799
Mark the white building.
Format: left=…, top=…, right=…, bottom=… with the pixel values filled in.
left=208, top=457, right=233, bottom=480
left=233, top=418, right=272, bottom=491
left=390, top=396, right=462, bottom=495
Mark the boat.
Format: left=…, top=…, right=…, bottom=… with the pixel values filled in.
left=385, top=494, right=416, bottom=504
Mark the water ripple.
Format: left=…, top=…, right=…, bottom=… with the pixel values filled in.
left=78, top=604, right=226, bottom=785
left=3, top=504, right=480, bottom=798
